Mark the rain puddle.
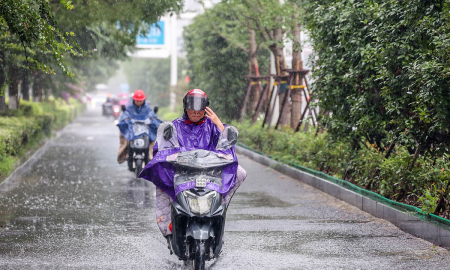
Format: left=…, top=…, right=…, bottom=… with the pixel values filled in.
left=232, top=192, right=295, bottom=208
left=228, top=214, right=308, bottom=221
left=0, top=230, right=27, bottom=237
left=310, top=219, right=372, bottom=224
left=376, top=250, right=437, bottom=260
left=228, top=230, right=399, bottom=257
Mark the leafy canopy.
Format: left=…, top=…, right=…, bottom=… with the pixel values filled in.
left=184, top=4, right=270, bottom=121
left=306, top=0, right=450, bottom=159
left=0, top=0, right=82, bottom=76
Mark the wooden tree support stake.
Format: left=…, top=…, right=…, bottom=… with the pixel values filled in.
left=251, top=76, right=271, bottom=123
left=262, top=85, right=277, bottom=128
left=274, top=69, right=310, bottom=130
left=275, top=75, right=294, bottom=129
left=266, top=75, right=287, bottom=129
left=240, top=75, right=271, bottom=123
left=295, top=101, right=310, bottom=132
left=239, top=82, right=252, bottom=123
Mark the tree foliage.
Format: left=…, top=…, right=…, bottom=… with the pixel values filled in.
left=306, top=0, right=450, bottom=160
left=122, top=57, right=186, bottom=108
left=45, top=0, right=182, bottom=92
left=0, top=0, right=182, bottom=101
left=223, top=0, right=300, bottom=50
left=0, top=0, right=82, bottom=76
left=184, top=6, right=270, bottom=121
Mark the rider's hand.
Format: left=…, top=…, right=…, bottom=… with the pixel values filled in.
left=205, top=107, right=224, bottom=132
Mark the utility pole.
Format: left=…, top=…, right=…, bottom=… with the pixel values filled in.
left=169, top=14, right=177, bottom=112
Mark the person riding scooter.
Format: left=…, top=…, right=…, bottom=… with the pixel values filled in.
left=116, top=89, right=161, bottom=165
left=140, top=89, right=247, bottom=238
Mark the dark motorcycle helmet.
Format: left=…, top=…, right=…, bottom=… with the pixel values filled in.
left=183, top=89, right=210, bottom=111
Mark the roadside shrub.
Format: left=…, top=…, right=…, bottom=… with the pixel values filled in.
left=19, top=100, right=44, bottom=116
left=158, top=106, right=183, bottom=121
left=235, top=122, right=450, bottom=218
left=0, top=98, right=86, bottom=179
left=235, top=121, right=353, bottom=178
left=0, top=117, right=40, bottom=155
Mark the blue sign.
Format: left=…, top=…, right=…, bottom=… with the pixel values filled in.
left=120, top=84, right=129, bottom=93
left=137, top=22, right=164, bottom=45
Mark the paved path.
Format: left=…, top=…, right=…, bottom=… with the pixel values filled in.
left=0, top=108, right=449, bottom=269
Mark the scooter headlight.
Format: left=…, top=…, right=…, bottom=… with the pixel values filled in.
left=183, top=190, right=216, bottom=216
left=133, top=138, right=145, bottom=147
left=113, top=107, right=120, bottom=113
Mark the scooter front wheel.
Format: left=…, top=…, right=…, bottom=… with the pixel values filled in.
left=135, top=159, right=142, bottom=179
left=193, top=240, right=206, bottom=270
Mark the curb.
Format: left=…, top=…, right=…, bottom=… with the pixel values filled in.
left=236, top=145, right=450, bottom=248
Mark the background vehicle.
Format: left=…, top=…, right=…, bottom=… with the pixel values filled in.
left=91, top=93, right=110, bottom=108
left=102, top=97, right=114, bottom=117
left=127, top=120, right=150, bottom=178
left=111, top=99, right=121, bottom=119
left=122, top=106, right=159, bottom=178
left=118, top=93, right=130, bottom=107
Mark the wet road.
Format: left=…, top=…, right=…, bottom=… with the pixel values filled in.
left=0, top=108, right=449, bottom=269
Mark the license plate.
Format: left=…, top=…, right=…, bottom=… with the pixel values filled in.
left=195, top=178, right=207, bottom=188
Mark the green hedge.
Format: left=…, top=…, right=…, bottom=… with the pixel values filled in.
left=233, top=121, right=450, bottom=218
left=158, top=105, right=183, bottom=122
left=0, top=98, right=86, bottom=179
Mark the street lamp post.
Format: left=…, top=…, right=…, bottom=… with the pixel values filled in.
left=170, top=15, right=177, bottom=112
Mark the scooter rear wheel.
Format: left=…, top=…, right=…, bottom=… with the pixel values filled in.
left=193, top=240, right=206, bottom=270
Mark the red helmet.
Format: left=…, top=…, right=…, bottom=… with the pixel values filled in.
left=133, top=89, right=146, bottom=101
left=183, top=89, right=209, bottom=111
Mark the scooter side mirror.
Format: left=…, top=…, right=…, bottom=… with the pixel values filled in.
left=121, top=105, right=126, bottom=112
left=216, top=126, right=239, bottom=151
left=227, top=127, right=238, bottom=145
left=157, top=122, right=180, bottom=150
left=154, top=106, right=159, bottom=114
left=163, top=125, right=173, bottom=141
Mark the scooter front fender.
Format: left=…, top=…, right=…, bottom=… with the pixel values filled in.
left=186, top=219, right=214, bottom=240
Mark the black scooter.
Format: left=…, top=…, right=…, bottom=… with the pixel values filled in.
left=121, top=105, right=158, bottom=178
left=103, top=102, right=113, bottom=117
left=128, top=130, right=150, bottom=178
left=159, top=123, right=238, bottom=270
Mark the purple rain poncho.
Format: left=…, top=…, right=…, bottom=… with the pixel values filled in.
left=116, top=100, right=161, bottom=141
left=139, top=114, right=238, bottom=201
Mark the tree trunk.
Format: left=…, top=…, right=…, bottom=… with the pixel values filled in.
left=32, top=73, right=43, bottom=102
left=291, top=21, right=303, bottom=128
left=247, top=30, right=260, bottom=116
left=43, top=88, right=49, bottom=101
left=8, top=64, right=20, bottom=110
left=22, top=68, right=30, bottom=101
left=0, top=51, right=5, bottom=111
left=408, top=145, right=422, bottom=171
left=268, top=28, right=288, bottom=126
left=268, top=28, right=287, bottom=76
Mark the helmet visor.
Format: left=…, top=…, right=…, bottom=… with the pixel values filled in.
left=185, top=96, right=207, bottom=111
